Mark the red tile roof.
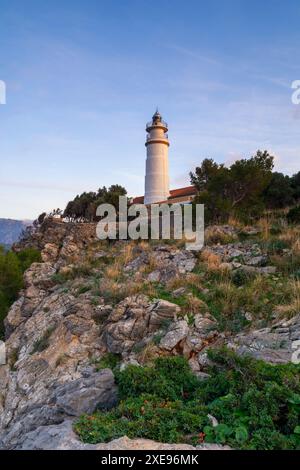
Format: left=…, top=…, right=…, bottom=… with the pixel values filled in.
left=132, top=186, right=197, bottom=204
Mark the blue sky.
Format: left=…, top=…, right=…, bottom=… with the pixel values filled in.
left=0, top=0, right=300, bottom=219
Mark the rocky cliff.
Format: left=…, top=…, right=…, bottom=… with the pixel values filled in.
left=0, top=220, right=299, bottom=449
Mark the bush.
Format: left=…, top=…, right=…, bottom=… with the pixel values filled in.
left=16, top=247, right=41, bottom=271
left=74, top=351, right=300, bottom=449
left=287, top=206, right=300, bottom=224
left=0, top=247, right=41, bottom=339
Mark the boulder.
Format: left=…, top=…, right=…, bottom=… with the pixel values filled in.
left=53, top=369, right=117, bottom=416
left=149, top=299, right=181, bottom=329
left=159, top=320, right=189, bottom=351
left=21, top=420, right=95, bottom=450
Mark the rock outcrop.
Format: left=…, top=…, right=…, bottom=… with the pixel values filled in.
left=1, top=219, right=299, bottom=449
left=227, top=314, right=300, bottom=364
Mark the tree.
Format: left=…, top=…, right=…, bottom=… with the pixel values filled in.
left=63, top=185, right=127, bottom=222
left=291, top=171, right=300, bottom=201
left=190, top=150, right=274, bottom=223
left=263, top=172, right=294, bottom=209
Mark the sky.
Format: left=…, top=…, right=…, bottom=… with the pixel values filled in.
left=0, top=0, right=300, bottom=219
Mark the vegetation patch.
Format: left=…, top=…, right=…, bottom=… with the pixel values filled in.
left=31, top=326, right=56, bottom=354
left=0, top=247, right=41, bottom=339
left=74, top=351, right=300, bottom=449
left=93, top=353, right=122, bottom=372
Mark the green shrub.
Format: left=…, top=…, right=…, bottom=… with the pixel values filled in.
left=16, top=247, right=41, bottom=271
left=94, top=353, right=121, bottom=372
left=0, top=247, right=40, bottom=339
left=287, top=206, right=300, bottom=224
left=231, top=269, right=252, bottom=287
left=74, top=351, right=300, bottom=449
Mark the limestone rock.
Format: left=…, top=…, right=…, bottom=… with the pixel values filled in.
left=159, top=320, right=189, bottom=351
left=53, top=369, right=117, bottom=416
left=194, top=313, right=217, bottom=333
left=41, top=243, right=59, bottom=263
left=228, top=314, right=300, bottom=364
left=101, top=295, right=151, bottom=354
left=0, top=341, right=6, bottom=365
left=24, top=262, right=56, bottom=289
left=149, top=299, right=181, bottom=329
left=21, top=420, right=95, bottom=450
left=96, top=436, right=195, bottom=450
left=4, top=297, right=25, bottom=338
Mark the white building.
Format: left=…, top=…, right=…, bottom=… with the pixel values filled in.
left=144, top=110, right=170, bottom=205
left=133, top=110, right=197, bottom=205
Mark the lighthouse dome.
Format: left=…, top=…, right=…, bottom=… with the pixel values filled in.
left=152, top=109, right=162, bottom=121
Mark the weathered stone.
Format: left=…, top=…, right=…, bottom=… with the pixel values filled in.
left=96, top=436, right=196, bottom=450
left=59, top=237, right=81, bottom=260
left=227, top=314, right=300, bottom=364
left=0, top=341, right=6, bottom=365
left=101, top=295, right=151, bottom=354
left=53, top=369, right=117, bottom=416
left=196, top=443, right=231, bottom=450
left=149, top=299, right=181, bottom=329
left=259, top=266, right=277, bottom=275
left=172, top=287, right=186, bottom=297
left=159, top=320, right=189, bottom=351
left=194, top=314, right=217, bottom=333
left=147, top=270, right=161, bottom=282
left=21, top=420, right=94, bottom=450
left=246, top=255, right=267, bottom=267
left=24, top=262, right=56, bottom=289
left=4, top=297, right=25, bottom=338
left=41, top=243, right=59, bottom=263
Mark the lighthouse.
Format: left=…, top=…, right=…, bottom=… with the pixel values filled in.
left=144, top=110, right=170, bottom=205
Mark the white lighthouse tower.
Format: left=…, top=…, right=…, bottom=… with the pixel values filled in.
left=144, top=110, right=170, bottom=205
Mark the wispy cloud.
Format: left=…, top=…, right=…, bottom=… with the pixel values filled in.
left=166, top=44, right=220, bottom=66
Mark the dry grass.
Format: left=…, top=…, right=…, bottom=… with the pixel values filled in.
left=279, top=226, right=300, bottom=247
left=274, top=280, right=300, bottom=319
left=98, top=277, right=141, bottom=303
left=186, top=295, right=208, bottom=314
left=138, top=240, right=152, bottom=252
left=204, top=227, right=237, bottom=246
left=105, top=261, right=122, bottom=280
left=201, top=249, right=222, bottom=271
left=137, top=342, right=161, bottom=364
left=167, top=273, right=203, bottom=291
left=257, top=217, right=273, bottom=241
left=228, top=216, right=245, bottom=229
left=292, top=238, right=300, bottom=256
left=121, top=243, right=135, bottom=264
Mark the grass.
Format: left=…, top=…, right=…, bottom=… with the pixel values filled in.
left=274, top=280, right=300, bottom=319
left=31, top=326, right=56, bottom=354
left=93, top=353, right=122, bottom=372
left=45, top=223, right=300, bottom=333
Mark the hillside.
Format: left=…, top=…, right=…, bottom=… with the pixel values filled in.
left=0, top=219, right=31, bottom=247
left=0, top=219, right=299, bottom=450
